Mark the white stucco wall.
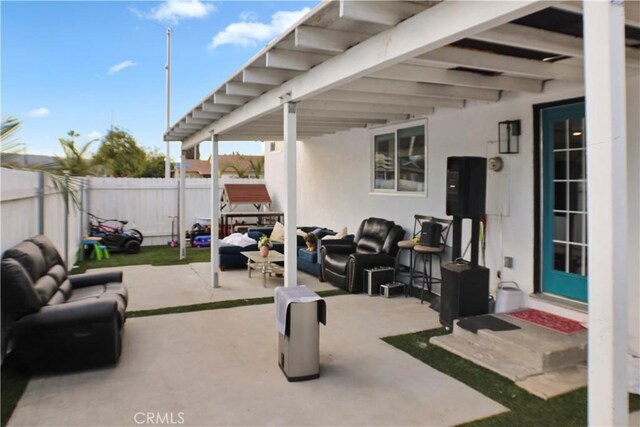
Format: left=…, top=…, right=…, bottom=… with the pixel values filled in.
left=265, top=76, right=639, bottom=347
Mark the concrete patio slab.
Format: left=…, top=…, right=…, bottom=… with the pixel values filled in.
left=9, top=295, right=507, bottom=427
left=85, top=263, right=335, bottom=311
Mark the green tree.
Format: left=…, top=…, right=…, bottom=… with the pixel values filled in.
left=94, top=128, right=146, bottom=177
left=141, top=148, right=168, bottom=178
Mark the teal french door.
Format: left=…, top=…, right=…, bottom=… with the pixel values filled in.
left=541, top=103, right=588, bottom=302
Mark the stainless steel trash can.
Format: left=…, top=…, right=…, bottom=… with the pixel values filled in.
left=275, top=286, right=326, bottom=382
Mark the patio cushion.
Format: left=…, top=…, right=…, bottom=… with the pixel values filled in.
left=298, top=247, right=318, bottom=264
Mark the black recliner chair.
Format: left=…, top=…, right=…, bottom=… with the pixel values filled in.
left=1, top=235, right=128, bottom=371
left=320, top=218, right=405, bottom=293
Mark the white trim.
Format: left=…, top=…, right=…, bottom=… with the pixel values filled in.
left=370, top=118, right=428, bottom=196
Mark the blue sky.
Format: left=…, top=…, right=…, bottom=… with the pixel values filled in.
left=1, top=0, right=318, bottom=159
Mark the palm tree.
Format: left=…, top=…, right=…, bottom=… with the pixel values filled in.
left=37, top=131, right=101, bottom=206
left=248, top=157, right=264, bottom=178
left=1, top=117, right=26, bottom=168
left=1, top=119, right=98, bottom=207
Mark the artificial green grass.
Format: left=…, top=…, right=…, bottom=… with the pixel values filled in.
left=71, top=245, right=212, bottom=274
left=128, top=289, right=348, bottom=318
left=1, top=358, right=31, bottom=427
left=383, top=328, right=640, bottom=426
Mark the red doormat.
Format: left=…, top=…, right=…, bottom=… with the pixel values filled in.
left=505, top=308, right=587, bottom=335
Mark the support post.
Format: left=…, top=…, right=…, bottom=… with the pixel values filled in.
left=179, top=151, right=187, bottom=260
left=79, top=178, right=85, bottom=262
left=283, top=102, right=297, bottom=287
left=584, top=1, right=628, bottom=425
left=63, top=172, right=69, bottom=268
left=210, top=133, right=220, bottom=288
left=36, top=171, right=44, bottom=234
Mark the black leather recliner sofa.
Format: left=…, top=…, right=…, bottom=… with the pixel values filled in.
left=1, top=235, right=128, bottom=371
left=320, top=218, right=405, bottom=293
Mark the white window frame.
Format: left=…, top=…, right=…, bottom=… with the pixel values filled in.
left=370, top=119, right=428, bottom=196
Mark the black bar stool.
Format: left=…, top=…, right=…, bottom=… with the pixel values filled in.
left=413, top=218, right=452, bottom=303
left=395, top=215, right=432, bottom=297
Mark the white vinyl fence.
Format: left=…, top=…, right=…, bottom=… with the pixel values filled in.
left=1, top=168, right=266, bottom=264
left=1, top=168, right=82, bottom=266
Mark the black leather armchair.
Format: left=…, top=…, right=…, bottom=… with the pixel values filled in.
left=321, top=218, right=405, bottom=293
left=1, top=235, right=128, bottom=371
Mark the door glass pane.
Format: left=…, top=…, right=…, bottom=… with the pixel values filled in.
left=569, top=244, right=583, bottom=274
left=553, top=121, right=567, bottom=150
left=569, top=182, right=586, bottom=211
left=568, top=119, right=585, bottom=148
left=554, top=243, right=566, bottom=271
left=554, top=151, right=567, bottom=180
left=397, top=126, right=425, bottom=192
left=569, top=150, right=585, bottom=180
left=553, top=212, right=567, bottom=241
left=554, top=182, right=567, bottom=210
left=570, top=214, right=584, bottom=243
left=374, top=133, right=395, bottom=190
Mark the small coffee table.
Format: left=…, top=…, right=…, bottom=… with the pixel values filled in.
left=240, top=251, right=285, bottom=287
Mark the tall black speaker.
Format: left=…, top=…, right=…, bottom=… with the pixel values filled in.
left=439, top=262, right=490, bottom=328
left=446, top=157, right=487, bottom=218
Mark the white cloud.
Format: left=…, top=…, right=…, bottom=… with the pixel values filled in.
left=108, top=60, right=137, bottom=75
left=85, top=131, right=103, bottom=140
left=149, top=0, right=215, bottom=25
left=27, top=107, right=50, bottom=118
left=239, top=10, right=258, bottom=22
left=209, top=7, right=311, bottom=49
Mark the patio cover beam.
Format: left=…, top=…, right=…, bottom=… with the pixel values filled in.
left=294, top=25, right=368, bottom=53
left=202, top=102, right=234, bottom=114
left=192, top=110, right=223, bottom=120
left=182, top=0, right=547, bottom=148
left=225, top=82, right=271, bottom=97
left=338, top=77, right=501, bottom=102
left=417, top=46, right=584, bottom=81
left=296, top=109, right=410, bottom=122
left=372, top=63, right=544, bottom=93
left=584, top=1, right=628, bottom=425
left=213, top=93, right=251, bottom=106
left=339, top=0, right=427, bottom=26
left=186, top=117, right=211, bottom=125
left=314, top=90, right=465, bottom=109
left=266, top=49, right=332, bottom=71
left=472, top=22, right=640, bottom=67
left=297, top=100, right=435, bottom=116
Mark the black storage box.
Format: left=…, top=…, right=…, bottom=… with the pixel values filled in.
left=364, top=267, right=395, bottom=296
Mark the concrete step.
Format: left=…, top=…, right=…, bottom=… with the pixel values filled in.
left=452, top=314, right=587, bottom=372
left=430, top=333, right=540, bottom=381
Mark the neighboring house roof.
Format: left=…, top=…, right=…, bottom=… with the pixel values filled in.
left=223, top=184, right=271, bottom=205
left=182, top=159, right=212, bottom=177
